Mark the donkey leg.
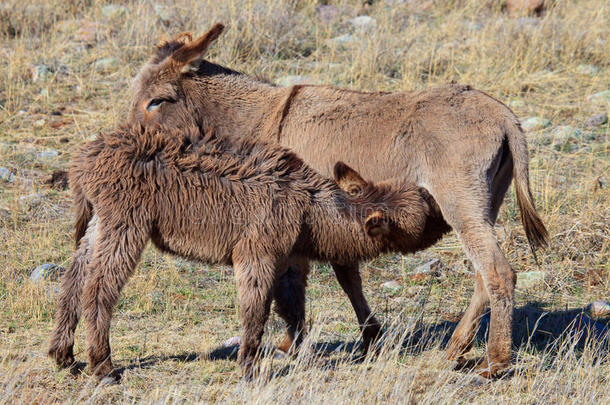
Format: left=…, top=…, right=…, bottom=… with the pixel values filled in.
left=332, top=262, right=381, bottom=353
left=446, top=272, right=489, bottom=362
left=274, top=257, right=308, bottom=354
left=81, top=222, right=148, bottom=381
left=48, top=215, right=98, bottom=367
left=233, top=254, right=277, bottom=379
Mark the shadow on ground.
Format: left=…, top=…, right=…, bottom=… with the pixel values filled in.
left=106, top=303, right=608, bottom=381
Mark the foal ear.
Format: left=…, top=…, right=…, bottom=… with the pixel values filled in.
left=364, top=211, right=390, bottom=237
left=333, top=161, right=368, bottom=196
left=172, top=23, right=225, bottom=71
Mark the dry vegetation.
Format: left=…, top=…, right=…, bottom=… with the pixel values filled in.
left=0, top=0, right=608, bottom=403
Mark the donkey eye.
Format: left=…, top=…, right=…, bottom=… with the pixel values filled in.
left=146, top=98, right=174, bottom=112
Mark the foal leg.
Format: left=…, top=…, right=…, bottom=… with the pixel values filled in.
left=332, top=262, right=382, bottom=353
left=81, top=222, right=149, bottom=381
left=48, top=215, right=98, bottom=367
left=274, top=256, right=308, bottom=354
left=233, top=250, right=278, bottom=379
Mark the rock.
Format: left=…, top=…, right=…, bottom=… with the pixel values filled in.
left=327, top=34, right=355, bottom=45
left=516, top=271, right=546, bottom=289
left=505, top=0, right=545, bottom=15
left=93, top=57, right=117, bottom=72
left=31, top=263, right=64, bottom=282
left=349, top=16, right=377, bottom=31
left=30, top=64, right=51, bottom=82
left=154, top=4, right=177, bottom=24
left=39, top=149, right=59, bottom=160
left=409, top=259, right=441, bottom=281
left=33, top=119, right=46, bottom=129
left=587, top=301, right=610, bottom=319
left=586, top=112, right=608, bottom=127
left=45, top=169, right=69, bottom=190
left=587, top=90, right=610, bottom=104
left=316, top=5, right=340, bottom=24
left=381, top=280, right=402, bottom=291
left=551, top=126, right=581, bottom=152
left=521, top=116, right=550, bottom=131
left=222, top=336, right=241, bottom=347
left=576, top=64, right=599, bottom=75
left=0, top=167, right=15, bottom=182
left=276, top=75, right=315, bottom=87
left=101, top=4, right=127, bottom=19
left=508, top=100, right=525, bottom=109
left=19, top=193, right=44, bottom=210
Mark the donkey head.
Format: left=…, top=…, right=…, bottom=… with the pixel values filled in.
left=129, top=23, right=226, bottom=128
left=333, top=161, right=435, bottom=242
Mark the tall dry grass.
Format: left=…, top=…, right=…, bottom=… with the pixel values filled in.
left=0, top=0, right=608, bottom=403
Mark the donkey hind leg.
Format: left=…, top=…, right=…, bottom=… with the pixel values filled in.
left=81, top=222, right=149, bottom=381
left=436, top=192, right=515, bottom=377
left=274, top=257, right=308, bottom=355
left=332, top=262, right=382, bottom=354
left=233, top=254, right=277, bottom=379
left=48, top=215, right=98, bottom=368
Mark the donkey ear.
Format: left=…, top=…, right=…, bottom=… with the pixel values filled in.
left=333, top=161, right=368, bottom=196
left=172, top=23, right=225, bottom=71
left=364, top=211, right=390, bottom=237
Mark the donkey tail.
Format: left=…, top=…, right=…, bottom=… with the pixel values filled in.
left=72, top=182, right=93, bottom=248
left=505, top=117, right=549, bottom=252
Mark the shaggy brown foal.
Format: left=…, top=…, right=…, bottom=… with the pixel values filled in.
left=48, top=124, right=439, bottom=382
left=126, top=24, right=548, bottom=377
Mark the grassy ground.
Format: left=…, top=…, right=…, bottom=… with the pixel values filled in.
left=0, top=0, right=608, bottom=403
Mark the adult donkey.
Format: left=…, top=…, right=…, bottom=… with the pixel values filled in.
left=127, top=24, right=547, bottom=377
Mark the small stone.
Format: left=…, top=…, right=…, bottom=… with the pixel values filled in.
left=276, top=75, right=315, bottom=87
left=349, top=16, right=377, bottom=31
left=576, top=64, right=599, bottom=75
left=516, top=271, right=546, bottom=289
left=222, top=336, right=241, bottom=347
left=31, top=263, right=64, bottom=282
left=33, top=119, right=46, bottom=129
left=585, top=112, right=608, bottom=128
left=587, top=90, right=610, bottom=104
left=521, top=116, right=551, bottom=131
left=93, top=57, right=117, bottom=72
left=508, top=100, right=525, bottom=109
left=154, top=5, right=176, bottom=24
left=327, top=34, right=355, bottom=45
left=414, top=259, right=441, bottom=275
left=587, top=301, right=610, bottom=319
left=30, top=64, right=51, bottom=82
left=381, top=280, right=402, bottom=291
left=316, top=5, right=340, bottom=24
left=101, top=4, right=127, bottom=19
left=39, top=149, right=59, bottom=160
left=0, top=167, right=15, bottom=182
left=551, top=126, right=581, bottom=152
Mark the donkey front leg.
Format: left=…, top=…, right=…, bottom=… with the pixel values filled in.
left=233, top=253, right=277, bottom=379
left=81, top=221, right=149, bottom=381
left=332, top=262, right=382, bottom=353
left=48, top=216, right=99, bottom=368
left=274, top=256, right=308, bottom=355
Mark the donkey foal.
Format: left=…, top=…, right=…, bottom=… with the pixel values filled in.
left=48, top=124, right=438, bottom=381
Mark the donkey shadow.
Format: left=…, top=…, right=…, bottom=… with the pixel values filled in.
left=86, top=303, right=607, bottom=381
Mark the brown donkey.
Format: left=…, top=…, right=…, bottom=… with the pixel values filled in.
left=123, top=24, right=549, bottom=377
left=48, top=124, right=441, bottom=382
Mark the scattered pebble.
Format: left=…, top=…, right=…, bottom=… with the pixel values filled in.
left=508, top=100, right=525, bottom=109
left=381, top=280, right=402, bottom=291
left=276, top=75, right=315, bottom=87
left=349, top=16, right=377, bottom=31
left=521, top=117, right=550, bottom=131
left=414, top=259, right=441, bottom=275
left=587, top=301, right=610, bottom=319
left=31, top=263, right=64, bottom=282
left=33, top=119, right=46, bottom=129
left=222, top=336, right=241, bottom=347
left=39, top=149, right=59, bottom=160
left=585, top=112, right=608, bottom=128
left=551, top=126, right=581, bottom=152
left=575, top=64, right=599, bottom=75
left=516, top=271, right=546, bottom=289
left=327, top=34, right=355, bottom=45
left=93, top=57, right=117, bottom=72
left=0, top=167, right=16, bottom=182
left=30, top=64, right=51, bottom=82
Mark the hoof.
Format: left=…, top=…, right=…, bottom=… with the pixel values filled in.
left=48, top=346, right=75, bottom=368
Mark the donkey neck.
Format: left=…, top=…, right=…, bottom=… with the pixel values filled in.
left=187, top=72, right=284, bottom=138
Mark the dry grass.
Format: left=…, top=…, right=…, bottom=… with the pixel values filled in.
left=0, top=0, right=608, bottom=403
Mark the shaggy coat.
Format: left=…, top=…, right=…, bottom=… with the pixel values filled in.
left=120, top=24, right=549, bottom=377
left=48, top=124, right=440, bottom=381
